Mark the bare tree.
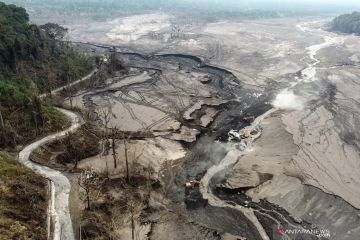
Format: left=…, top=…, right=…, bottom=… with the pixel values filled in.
left=64, top=67, right=75, bottom=108
left=111, top=127, right=117, bottom=169
left=97, top=105, right=114, bottom=176
left=98, top=105, right=113, bottom=131
left=112, top=129, right=130, bottom=183
left=0, top=107, right=4, bottom=129
left=78, top=168, right=101, bottom=210
left=124, top=134, right=130, bottom=184
left=30, top=95, right=44, bottom=133
left=146, top=164, right=155, bottom=197
left=107, top=196, right=141, bottom=240
left=67, top=87, right=73, bottom=109
left=129, top=200, right=135, bottom=240
left=46, top=68, right=56, bottom=98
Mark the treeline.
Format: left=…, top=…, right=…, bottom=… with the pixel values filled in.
left=0, top=2, right=92, bottom=148
left=5, top=0, right=310, bottom=21
left=331, top=12, right=360, bottom=34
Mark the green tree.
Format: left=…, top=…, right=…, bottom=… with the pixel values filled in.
left=0, top=2, right=92, bottom=93
left=332, top=12, right=360, bottom=35
left=40, top=23, right=68, bottom=40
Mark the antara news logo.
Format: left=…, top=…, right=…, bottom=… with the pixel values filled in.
left=274, top=225, right=331, bottom=239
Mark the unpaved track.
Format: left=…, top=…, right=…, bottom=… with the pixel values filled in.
left=18, top=108, right=82, bottom=240
left=39, top=69, right=98, bottom=98
left=18, top=69, right=96, bottom=240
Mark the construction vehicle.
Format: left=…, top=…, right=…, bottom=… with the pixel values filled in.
left=240, top=131, right=250, bottom=139
left=168, top=122, right=180, bottom=131
left=241, top=115, right=255, bottom=122
left=185, top=180, right=201, bottom=188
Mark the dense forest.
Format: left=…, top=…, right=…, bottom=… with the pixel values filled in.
left=331, top=12, right=360, bottom=34
left=0, top=2, right=92, bottom=92
left=0, top=2, right=93, bottom=148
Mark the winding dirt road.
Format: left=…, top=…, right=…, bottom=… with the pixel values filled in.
left=39, top=69, right=98, bottom=99
left=17, top=69, right=96, bottom=240
left=18, top=108, right=81, bottom=240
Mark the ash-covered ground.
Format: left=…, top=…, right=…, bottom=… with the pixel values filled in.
left=37, top=12, right=360, bottom=240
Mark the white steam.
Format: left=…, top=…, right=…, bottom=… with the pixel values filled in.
left=272, top=89, right=304, bottom=111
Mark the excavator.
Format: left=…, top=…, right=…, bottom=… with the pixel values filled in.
left=185, top=180, right=201, bottom=188
left=240, top=131, right=250, bottom=139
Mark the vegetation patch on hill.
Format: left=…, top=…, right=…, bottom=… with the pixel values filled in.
left=0, top=2, right=98, bottom=239
left=0, top=2, right=93, bottom=93
left=0, top=81, right=70, bottom=148
left=0, top=151, right=48, bottom=240
left=331, top=12, right=360, bottom=34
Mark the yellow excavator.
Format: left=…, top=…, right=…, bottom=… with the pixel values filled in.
left=240, top=131, right=249, bottom=139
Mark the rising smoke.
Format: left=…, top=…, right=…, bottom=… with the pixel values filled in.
left=272, top=89, right=305, bottom=111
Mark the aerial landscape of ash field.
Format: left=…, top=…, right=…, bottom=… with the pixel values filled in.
left=1, top=0, right=360, bottom=239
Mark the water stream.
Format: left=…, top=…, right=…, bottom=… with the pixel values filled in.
left=199, top=21, right=345, bottom=240
left=273, top=22, right=344, bottom=111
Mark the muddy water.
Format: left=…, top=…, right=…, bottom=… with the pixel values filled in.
left=175, top=22, right=344, bottom=239
left=196, top=22, right=346, bottom=239
left=200, top=109, right=277, bottom=240
left=75, top=42, right=319, bottom=239
left=298, top=22, right=344, bottom=83
left=273, top=22, right=344, bottom=111
left=144, top=55, right=276, bottom=239
left=70, top=20, right=356, bottom=238
left=74, top=41, right=325, bottom=239
left=81, top=46, right=274, bottom=238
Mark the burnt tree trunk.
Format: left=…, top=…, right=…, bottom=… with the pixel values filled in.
left=131, top=204, right=134, bottom=240
left=86, top=188, right=90, bottom=210
left=74, top=157, right=79, bottom=169
left=112, top=128, right=117, bottom=168
left=0, top=109, right=4, bottom=129
left=124, top=139, right=130, bottom=183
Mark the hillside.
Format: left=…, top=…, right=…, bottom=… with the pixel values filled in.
left=0, top=2, right=94, bottom=239
left=0, top=151, right=48, bottom=240
left=0, top=2, right=92, bottom=93
left=0, top=82, right=70, bottom=148
left=331, top=12, right=360, bottom=34
left=0, top=2, right=95, bottom=148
